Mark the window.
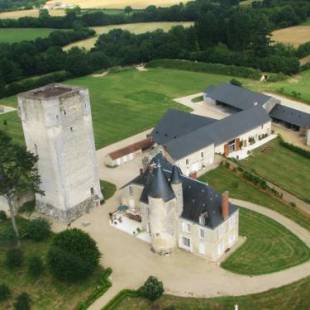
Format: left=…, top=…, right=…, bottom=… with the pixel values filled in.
left=34, top=144, right=38, bottom=155
left=186, top=159, right=189, bottom=165
left=182, top=237, right=191, bottom=248
left=70, top=127, right=73, bottom=132
left=90, top=187, right=94, bottom=195
left=182, top=222, right=191, bottom=233
left=199, top=229, right=205, bottom=240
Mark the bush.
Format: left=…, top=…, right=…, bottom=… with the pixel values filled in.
left=14, top=293, right=31, bottom=310
left=18, top=201, right=35, bottom=214
left=139, top=276, right=164, bottom=301
left=0, top=210, right=7, bottom=222
left=0, top=284, right=10, bottom=302
left=28, top=256, right=44, bottom=278
left=26, top=218, right=51, bottom=242
left=230, top=78, right=242, bottom=87
left=5, top=248, right=23, bottom=269
left=47, top=228, right=100, bottom=283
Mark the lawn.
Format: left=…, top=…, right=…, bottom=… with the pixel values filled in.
left=239, top=139, right=310, bottom=202
left=113, top=277, right=310, bottom=310
left=199, top=166, right=310, bottom=231
left=0, top=217, right=106, bottom=309
left=100, top=180, right=117, bottom=200
left=0, top=28, right=55, bottom=43
left=64, top=21, right=193, bottom=50
left=221, top=208, right=310, bottom=275
left=0, top=68, right=244, bottom=149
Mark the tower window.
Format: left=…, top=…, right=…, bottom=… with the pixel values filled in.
left=70, top=127, right=73, bottom=132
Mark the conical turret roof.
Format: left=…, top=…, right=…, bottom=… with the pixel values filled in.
left=171, top=165, right=182, bottom=184
left=149, top=164, right=175, bottom=202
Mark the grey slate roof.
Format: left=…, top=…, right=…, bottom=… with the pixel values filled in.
left=270, top=104, right=310, bottom=129
left=130, top=153, right=238, bottom=229
left=171, top=165, right=182, bottom=184
left=152, top=109, right=216, bottom=145
left=205, top=83, right=272, bottom=111
left=152, top=107, right=271, bottom=160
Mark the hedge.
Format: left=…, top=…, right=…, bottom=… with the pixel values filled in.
left=77, top=268, right=112, bottom=310
left=103, top=289, right=141, bottom=310
left=147, top=59, right=262, bottom=80
left=278, top=136, right=310, bottom=159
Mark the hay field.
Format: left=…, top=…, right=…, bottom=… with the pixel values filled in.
left=0, top=9, right=66, bottom=19
left=46, top=0, right=189, bottom=9
left=272, top=25, right=310, bottom=47
left=64, top=21, right=193, bottom=50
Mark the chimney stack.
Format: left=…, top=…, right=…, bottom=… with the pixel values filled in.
left=222, top=191, right=229, bottom=220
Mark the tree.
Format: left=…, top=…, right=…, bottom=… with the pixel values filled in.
left=124, top=6, right=133, bottom=16
left=14, top=293, right=31, bottom=310
left=0, top=284, right=10, bottom=302
left=5, top=248, right=23, bottom=269
left=47, top=229, right=100, bottom=282
left=0, top=130, right=42, bottom=246
left=139, top=276, right=164, bottom=301
left=28, top=256, right=44, bottom=278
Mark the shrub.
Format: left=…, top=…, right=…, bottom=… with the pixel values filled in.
left=18, top=201, right=35, bottom=214
left=28, top=256, right=44, bottom=278
left=26, top=218, right=51, bottom=242
left=47, top=228, right=100, bottom=282
left=230, top=78, right=242, bottom=87
left=5, top=248, right=23, bottom=269
left=139, top=276, right=164, bottom=301
left=0, top=284, right=10, bottom=302
left=14, top=293, right=31, bottom=310
left=0, top=210, right=7, bottom=222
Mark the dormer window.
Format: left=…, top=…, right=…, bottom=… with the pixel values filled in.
left=199, top=211, right=208, bottom=226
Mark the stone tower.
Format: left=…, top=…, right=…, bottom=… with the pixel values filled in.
left=148, top=164, right=178, bottom=255
left=18, top=83, right=103, bottom=223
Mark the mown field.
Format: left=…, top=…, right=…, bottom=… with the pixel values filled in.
left=199, top=166, right=310, bottom=231
left=114, top=277, right=310, bottom=310
left=0, top=28, right=55, bottom=43
left=239, top=139, right=310, bottom=202
left=0, top=68, right=246, bottom=148
left=64, top=21, right=193, bottom=50
left=221, top=208, right=310, bottom=275
left=272, top=25, right=310, bottom=47
left=45, top=0, right=190, bottom=9
left=0, top=9, right=66, bottom=19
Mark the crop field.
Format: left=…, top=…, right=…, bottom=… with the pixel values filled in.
left=64, top=21, right=193, bottom=50
left=0, top=68, right=245, bottom=148
left=45, top=0, right=190, bottom=9
left=272, top=25, right=310, bottom=47
left=0, top=28, right=55, bottom=43
left=0, top=9, right=66, bottom=19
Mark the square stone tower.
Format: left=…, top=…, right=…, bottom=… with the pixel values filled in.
left=18, top=83, right=103, bottom=222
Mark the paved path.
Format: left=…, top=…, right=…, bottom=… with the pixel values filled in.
left=53, top=195, right=310, bottom=310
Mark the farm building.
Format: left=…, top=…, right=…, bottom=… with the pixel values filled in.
left=120, top=153, right=239, bottom=261
left=152, top=107, right=272, bottom=176
left=105, top=138, right=154, bottom=167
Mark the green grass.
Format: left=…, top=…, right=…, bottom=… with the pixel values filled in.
left=221, top=208, right=310, bottom=275
left=302, top=18, right=310, bottom=25
left=100, top=180, right=117, bottom=200
left=199, top=166, right=310, bottom=231
left=0, top=218, right=106, bottom=309
left=0, top=28, right=55, bottom=43
left=0, top=68, right=243, bottom=149
left=239, top=139, right=310, bottom=202
left=113, top=277, right=310, bottom=310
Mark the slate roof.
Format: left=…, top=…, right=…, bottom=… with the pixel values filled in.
left=151, top=107, right=271, bottom=160
left=270, top=104, right=310, bottom=129
left=152, top=109, right=216, bottom=145
left=205, top=83, right=272, bottom=110
left=130, top=153, right=238, bottom=229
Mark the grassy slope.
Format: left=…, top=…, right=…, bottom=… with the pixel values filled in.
left=0, top=68, right=240, bottom=148
left=239, top=139, right=310, bottom=202
left=221, top=208, right=310, bottom=275
left=0, top=218, right=104, bottom=309
left=0, top=28, right=55, bottom=44
left=100, top=180, right=117, bottom=200
left=115, top=277, right=310, bottom=310
left=64, top=22, right=193, bottom=50
left=199, top=166, right=310, bottom=231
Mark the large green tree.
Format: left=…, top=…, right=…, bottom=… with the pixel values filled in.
left=0, top=130, right=42, bottom=246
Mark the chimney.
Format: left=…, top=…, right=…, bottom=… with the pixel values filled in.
left=221, top=191, right=229, bottom=220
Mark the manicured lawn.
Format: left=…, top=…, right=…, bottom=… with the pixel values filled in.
left=239, top=139, right=310, bottom=202
left=0, top=28, right=55, bottom=43
left=221, top=208, right=310, bottom=275
left=100, top=180, right=117, bottom=200
left=0, top=218, right=106, bottom=309
left=199, top=166, right=310, bottom=231
left=0, top=68, right=244, bottom=149
left=114, top=277, right=310, bottom=310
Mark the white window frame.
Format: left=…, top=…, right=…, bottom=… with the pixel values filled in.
left=182, top=237, right=191, bottom=248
